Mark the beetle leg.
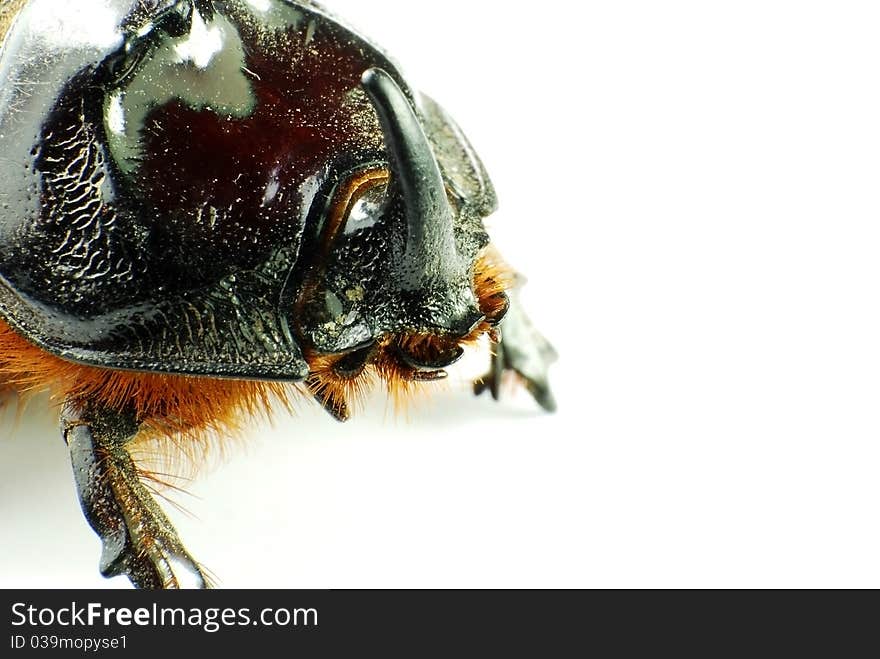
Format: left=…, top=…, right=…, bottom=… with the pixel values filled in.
left=475, top=289, right=558, bottom=413
left=61, top=400, right=207, bottom=589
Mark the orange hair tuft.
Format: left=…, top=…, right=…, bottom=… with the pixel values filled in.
left=0, top=318, right=301, bottom=466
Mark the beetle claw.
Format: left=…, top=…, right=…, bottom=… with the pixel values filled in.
left=100, top=532, right=207, bottom=591
left=474, top=288, right=558, bottom=412
left=62, top=401, right=208, bottom=589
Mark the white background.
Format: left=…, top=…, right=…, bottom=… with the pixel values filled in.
left=3, top=0, right=880, bottom=588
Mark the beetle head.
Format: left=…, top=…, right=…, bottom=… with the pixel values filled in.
left=298, top=69, right=510, bottom=417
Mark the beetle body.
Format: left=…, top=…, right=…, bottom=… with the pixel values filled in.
left=0, top=0, right=556, bottom=587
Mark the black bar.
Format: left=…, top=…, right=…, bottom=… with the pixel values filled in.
left=0, top=590, right=873, bottom=655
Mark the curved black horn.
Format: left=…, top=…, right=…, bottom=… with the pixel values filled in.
left=362, top=68, right=458, bottom=289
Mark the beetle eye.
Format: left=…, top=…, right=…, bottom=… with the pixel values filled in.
left=345, top=180, right=388, bottom=236
left=320, top=168, right=390, bottom=247
left=343, top=177, right=388, bottom=235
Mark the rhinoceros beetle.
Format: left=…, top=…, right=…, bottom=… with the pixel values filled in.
left=0, top=0, right=557, bottom=588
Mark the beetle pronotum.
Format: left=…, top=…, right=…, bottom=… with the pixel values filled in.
left=0, top=0, right=556, bottom=588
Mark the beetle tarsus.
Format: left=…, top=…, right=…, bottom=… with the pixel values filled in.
left=474, top=340, right=505, bottom=401
left=475, top=289, right=558, bottom=413
left=61, top=401, right=207, bottom=589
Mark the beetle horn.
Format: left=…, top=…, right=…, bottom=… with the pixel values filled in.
left=362, top=68, right=460, bottom=290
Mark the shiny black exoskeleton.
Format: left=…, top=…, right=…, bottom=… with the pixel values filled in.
left=0, top=0, right=500, bottom=377
left=0, top=0, right=556, bottom=588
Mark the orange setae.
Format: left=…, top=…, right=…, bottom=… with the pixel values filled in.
left=0, top=247, right=513, bottom=456
left=0, top=318, right=296, bottom=452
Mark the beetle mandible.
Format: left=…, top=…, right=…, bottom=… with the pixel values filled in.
left=0, top=0, right=557, bottom=588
